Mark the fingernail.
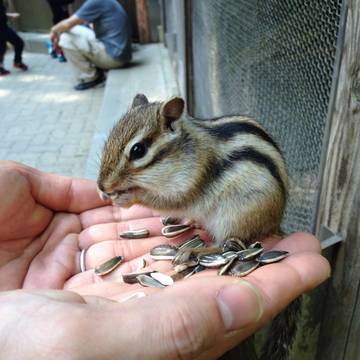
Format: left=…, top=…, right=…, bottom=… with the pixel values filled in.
left=217, top=280, right=264, bottom=332
left=118, top=292, right=146, bottom=303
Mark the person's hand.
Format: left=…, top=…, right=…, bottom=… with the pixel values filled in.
left=0, top=233, right=329, bottom=360
left=0, top=161, right=330, bottom=359
left=0, top=160, right=171, bottom=291
left=50, top=30, right=60, bottom=47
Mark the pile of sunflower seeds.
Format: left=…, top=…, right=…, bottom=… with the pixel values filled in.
left=94, top=217, right=288, bottom=289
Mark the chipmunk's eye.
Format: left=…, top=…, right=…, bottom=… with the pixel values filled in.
left=129, top=142, right=147, bottom=160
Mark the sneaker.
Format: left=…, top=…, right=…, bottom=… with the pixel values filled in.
left=13, top=62, right=28, bottom=71
left=74, top=73, right=106, bottom=91
left=57, top=54, right=67, bottom=63
left=0, top=67, right=10, bottom=76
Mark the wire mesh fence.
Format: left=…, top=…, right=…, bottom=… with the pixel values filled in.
left=189, top=0, right=343, bottom=233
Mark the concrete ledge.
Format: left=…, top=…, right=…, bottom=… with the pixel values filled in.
left=85, top=43, right=178, bottom=179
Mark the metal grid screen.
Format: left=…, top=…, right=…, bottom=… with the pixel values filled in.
left=190, top=0, right=343, bottom=233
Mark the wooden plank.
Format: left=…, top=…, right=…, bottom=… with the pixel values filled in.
left=315, top=0, right=360, bottom=358
left=136, top=0, right=150, bottom=43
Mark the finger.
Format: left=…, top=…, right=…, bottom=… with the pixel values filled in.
left=261, top=232, right=321, bottom=253
left=86, top=251, right=329, bottom=360
left=81, top=228, right=209, bottom=267
left=78, top=218, right=164, bottom=248
left=70, top=280, right=160, bottom=298
left=79, top=205, right=160, bottom=229
left=271, top=232, right=321, bottom=253
left=0, top=289, right=86, bottom=304
left=65, top=253, right=174, bottom=289
left=198, top=252, right=331, bottom=359
left=24, top=166, right=108, bottom=213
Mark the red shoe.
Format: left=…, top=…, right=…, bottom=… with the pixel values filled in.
left=13, top=62, right=28, bottom=71
left=0, top=67, right=10, bottom=76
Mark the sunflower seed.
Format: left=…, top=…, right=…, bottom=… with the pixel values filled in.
left=150, top=272, right=174, bottom=286
left=120, top=228, right=150, bottom=239
left=139, top=258, right=147, bottom=270
left=150, top=244, right=178, bottom=260
left=161, top=216, right=180, bottom=226
left=257, top=250, right=289, bottom=264
left=161, top=224, right=192, bottom=238
left=136, top=274, right=165, bottom=288
left=218, top=256, right=237, bottom=275
left=122, top=270, right=154, bottom=284
left=172, top=248, right=195, bottom=265
left=223, top=238, right=247, bottom=252
left=222, top=251, right=238, bottom=260
left=249, top=241, right=263, bottom=249
left=228, top=260, right=260, bottom=277
left=182, top=264, right=207, bottom=279
left=199, top=254, right=228, bottom=268
left=178, top=235, right=205, bottom=250
left=94, top=256, right=123, bottom=276
left=174, top=263, right=190, bottom=273
left=237, top=247, right=264, bottom=261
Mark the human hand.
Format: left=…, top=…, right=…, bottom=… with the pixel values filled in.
left=0, top=161, right=201, bottom=291
left=50, top=30, right=60, bottom=47
left=0, top=161, right=330, bottom=359
left=0, top=233, right=329, bottom=360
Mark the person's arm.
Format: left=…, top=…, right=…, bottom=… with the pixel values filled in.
left=50, top=14, right=84, bottom=35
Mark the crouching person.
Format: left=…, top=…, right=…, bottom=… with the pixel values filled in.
left=50, top=0, right=132, bottom=90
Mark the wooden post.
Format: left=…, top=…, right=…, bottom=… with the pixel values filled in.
left=315, top=0, right=360, bottom=358
left=136, top=0, right=150, bottom=43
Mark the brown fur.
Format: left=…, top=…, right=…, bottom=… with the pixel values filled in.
left=98, top=95, right=288, bottom=245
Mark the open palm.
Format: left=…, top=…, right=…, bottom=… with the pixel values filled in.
left=0, top=161, right=206, bottom=296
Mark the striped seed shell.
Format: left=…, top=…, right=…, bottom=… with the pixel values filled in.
left=228, top=260, right=259, bottom=277
left=150, top=244, right=178, bottom=260
left=161, top=216, right=180, bottom=226
left=161, top=224, right=192, bottom=238
left=237, top=247, right=264, bottom=261
left=136, top=274, right=165, bottom=288
left=249, top=241, right=263, bottom=249
left=150, top=272, right=174, bottom=286
left=174, top=263, right=190, bottom=273
left=218, top=256, right=237, bottom=276
left=178, top=235, right=205, bottom=250
left=223, top=238, right=247, bottom=252
left=172, top=248, right=197, bottom=265
left=94, top=256, right=123, bottom=276
left=122, top=270, right=153, bottom=284
left=199, top=254, right=228, bottom=268
left=120, top=228, right=150, bottom=239
left=222, top=251, right=238, bottom=260
left=183, top=264, right=207, bottom=279
left=257, top=250, right=289, bottom=264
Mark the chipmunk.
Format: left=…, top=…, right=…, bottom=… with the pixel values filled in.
left=97, top=94, right=288, bottom=246
left=98, top=94, right=297, bottom=360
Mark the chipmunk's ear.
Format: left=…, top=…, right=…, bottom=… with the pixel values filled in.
left=160, top=97, right=185, bottom=130
left=131, top=94, right=149, bottom=108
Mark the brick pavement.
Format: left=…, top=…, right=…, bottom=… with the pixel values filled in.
left=0, top=51, right=104, bottom=177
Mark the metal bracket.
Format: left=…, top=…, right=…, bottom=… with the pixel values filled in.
left=319, top=225, right=343, bottom=250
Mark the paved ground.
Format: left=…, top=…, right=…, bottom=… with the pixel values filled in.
left=0, top=51, right=104, bottom=177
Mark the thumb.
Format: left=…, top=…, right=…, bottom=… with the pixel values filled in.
left=94, top=276, right=264, bottom=360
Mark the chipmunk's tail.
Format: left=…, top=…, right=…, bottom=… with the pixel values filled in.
left=259, top=296, right=302, bottom=360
